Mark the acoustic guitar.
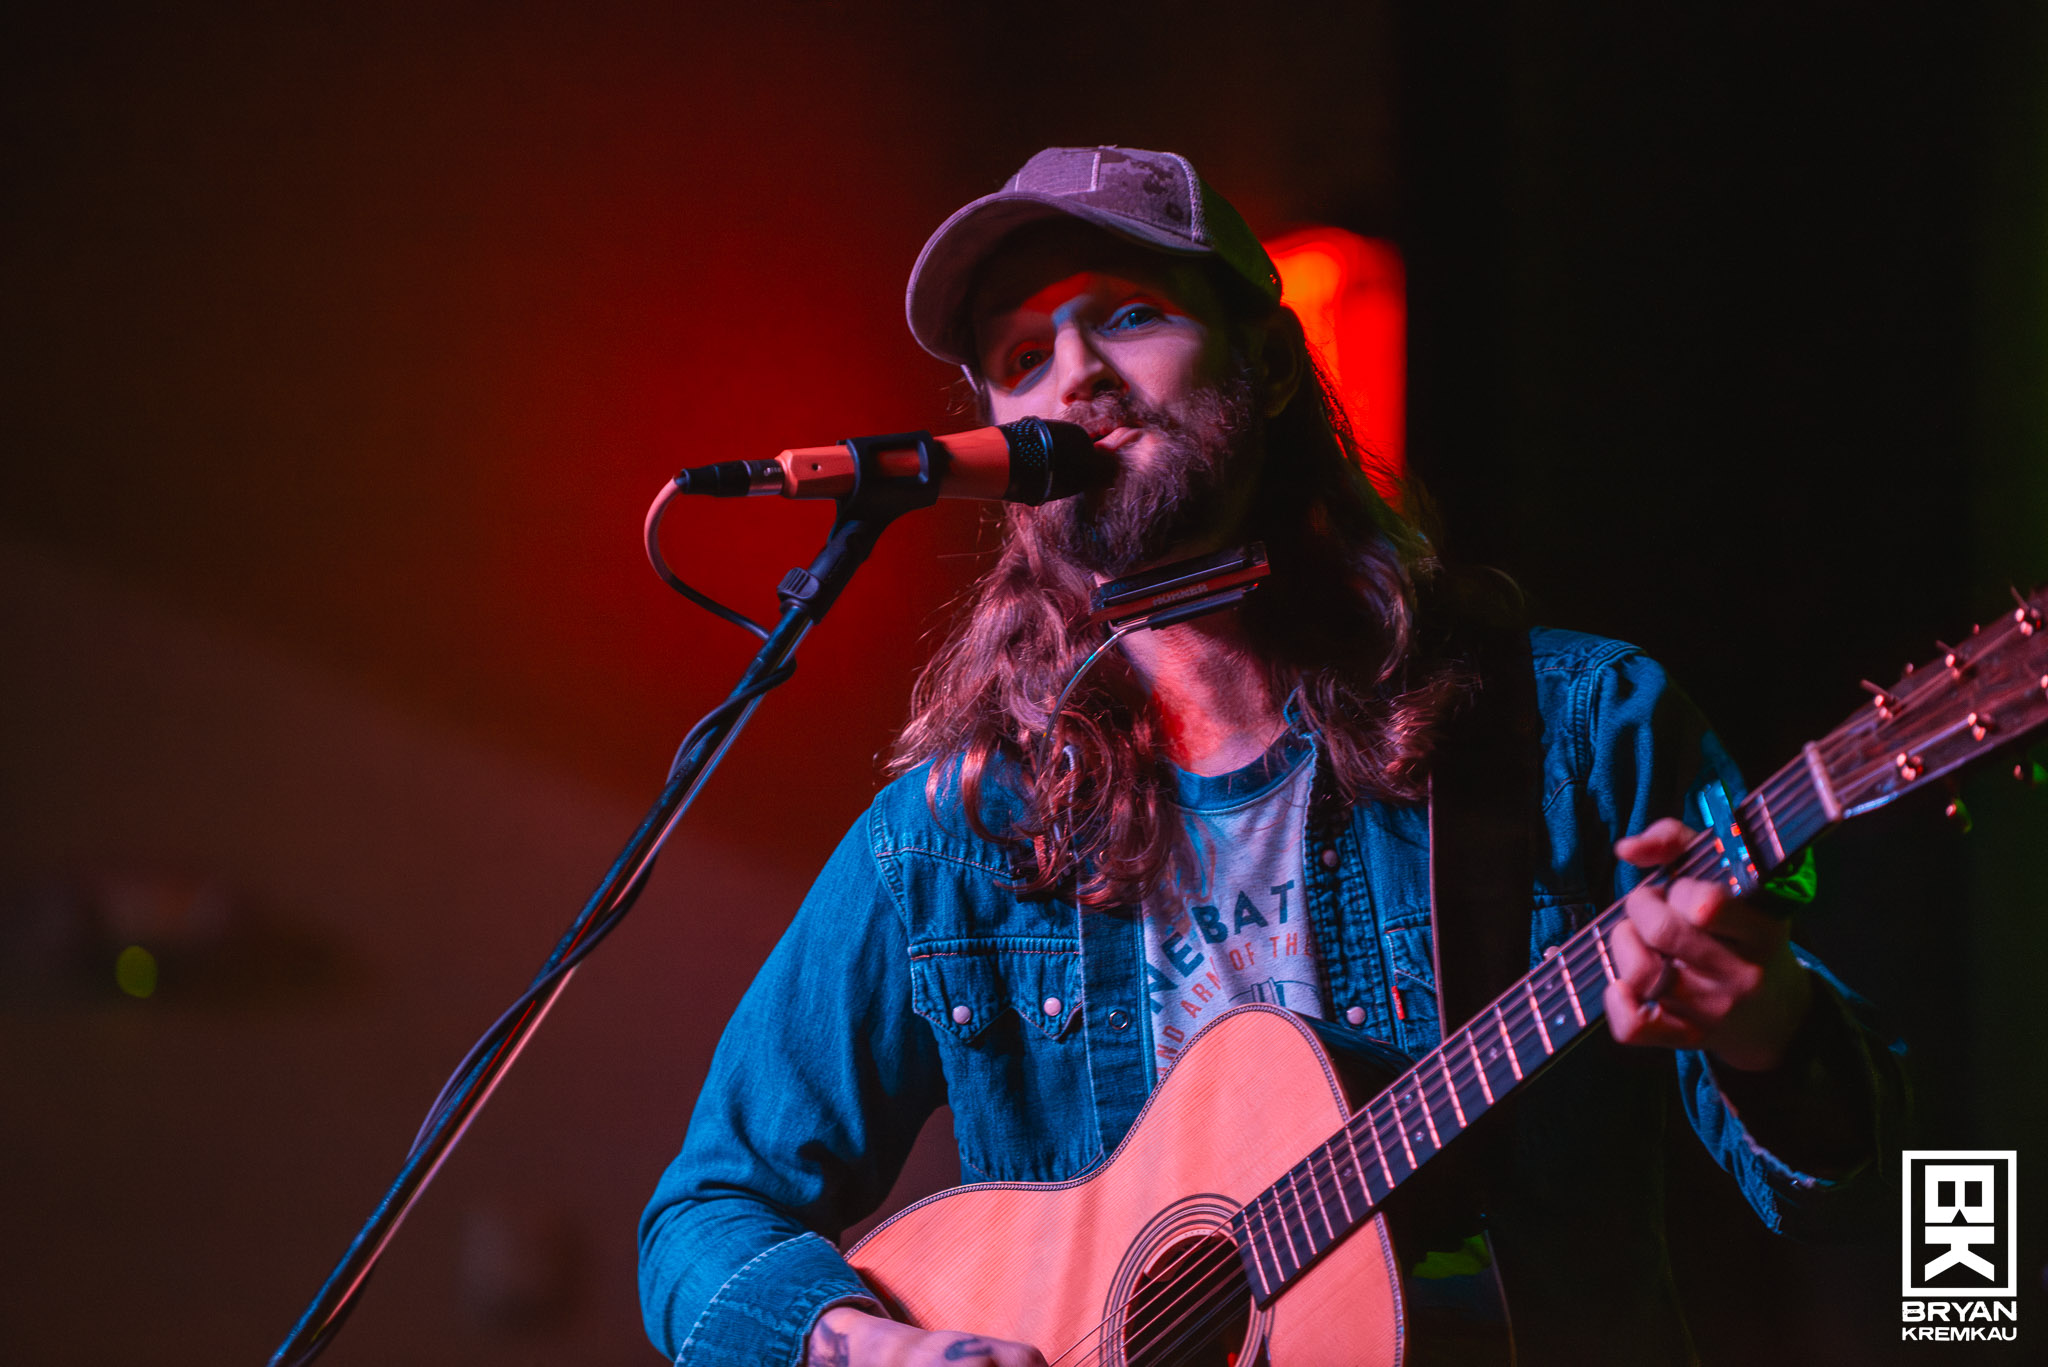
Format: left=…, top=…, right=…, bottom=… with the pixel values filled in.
left=844, top=590, right=2048, bottom=1366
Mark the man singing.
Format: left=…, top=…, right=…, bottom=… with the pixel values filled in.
left=639, top=147, right=1905, bottom=1366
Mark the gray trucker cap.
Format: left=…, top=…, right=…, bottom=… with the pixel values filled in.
left=906, top=146, right=1283, bottom=368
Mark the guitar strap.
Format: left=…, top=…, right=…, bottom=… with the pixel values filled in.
left=1427, top=621, right=1540, bottom=1040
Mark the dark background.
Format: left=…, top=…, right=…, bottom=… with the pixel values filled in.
left=2, top=2, right=2042, bottom=1363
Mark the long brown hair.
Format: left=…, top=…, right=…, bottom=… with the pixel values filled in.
left=890, top=295, right=1472, bottom=907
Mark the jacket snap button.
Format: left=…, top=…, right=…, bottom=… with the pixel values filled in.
left=1042, top=996, right=1062, bottom=1017
left=1319, top=848, right=1339, bottom=869
left=950, top=1004, right=972, bottom=1025
left=1345, top=1006, right=1367, bottom=1026
left=1107, top=1009, right=1131, bottom=1031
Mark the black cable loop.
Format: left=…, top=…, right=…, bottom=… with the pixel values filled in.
left=644, top=478, right=771, bottom=640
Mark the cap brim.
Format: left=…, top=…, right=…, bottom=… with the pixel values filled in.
left=905, top=190, right=1209, bottom=367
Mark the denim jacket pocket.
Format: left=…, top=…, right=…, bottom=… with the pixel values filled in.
left=1381, top=914, right=1444, bottom=1051
left=906, top=938, right=1093, bottom=1182
left=908, top=939, right=1083, bottom=1042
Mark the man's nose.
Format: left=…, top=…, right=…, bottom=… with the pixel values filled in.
left=1051, top=325, right=1122, bottom=406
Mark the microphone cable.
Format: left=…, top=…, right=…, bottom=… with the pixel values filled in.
left=644, top=477, right=771, bottom=640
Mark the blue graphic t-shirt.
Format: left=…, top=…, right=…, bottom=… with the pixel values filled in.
left=1141, top=729, right=1326, bottom=1080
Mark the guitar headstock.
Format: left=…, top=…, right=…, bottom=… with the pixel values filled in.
left=1817, top=586, right=2048, bottom=818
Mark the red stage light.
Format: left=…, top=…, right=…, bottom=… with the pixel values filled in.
left=1265, top=229, right=1405, bottom=503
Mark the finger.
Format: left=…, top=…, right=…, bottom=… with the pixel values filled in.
left=1623, top=880, right=1745, bottom=981
left=1604, top=970, right=1706, bottom=1050
left=1669, top=880, right=1789, bottom=960
left=1611, top=907, right=1721, bottom=1031
left=1614, top=817, right=1699, bottom=868
left=1606, top=911, right=1666, bottom=998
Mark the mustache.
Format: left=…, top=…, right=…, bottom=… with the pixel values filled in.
left=1054, top=393, right=1186, bottom=439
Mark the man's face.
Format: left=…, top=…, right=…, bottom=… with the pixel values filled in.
left=967, top=223, right=1256, bottom=576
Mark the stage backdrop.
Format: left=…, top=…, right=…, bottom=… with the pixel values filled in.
left=2, top=4, right=2042, bottom=1365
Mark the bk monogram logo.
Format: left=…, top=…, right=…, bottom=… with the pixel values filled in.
left=1902, top=1150, right=2017, bottom=1297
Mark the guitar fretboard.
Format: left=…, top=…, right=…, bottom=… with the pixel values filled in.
left=1226, top=751, right=1837, bottom=1303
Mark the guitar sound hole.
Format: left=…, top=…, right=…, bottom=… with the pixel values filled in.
left=1122, top=1233, right=1252, bottom=1367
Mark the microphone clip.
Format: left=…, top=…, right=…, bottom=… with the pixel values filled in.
left=835, top=430, right=947, bottom=522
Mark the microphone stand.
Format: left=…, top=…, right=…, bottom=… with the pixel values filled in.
left=269, top=433, right=948, bottom=1365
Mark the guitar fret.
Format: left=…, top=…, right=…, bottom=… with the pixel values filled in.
left=1592, top=926, right=1618, bottom=982
left=1437, top=1052, right=1468, bottom=1127
left=1255, top=1189, right=1286, bottom=1277
left=1320, top=1147, right=1351, bottom=1235
left=1558, top=955, right=1587, bottom=1027
left=1239, top=1205, right=1276, bottom=1299
left=1341, top=1120, right=1380, bottom=1206
left=1385, top=1094, right=1419, bottom=1171
left=1748, top=786, right=1788, bottom=869
left=1411, top=1075, right=1443, bottom=1148
left=1281, top=1169, right=1315, bottom=1266
left=1327, top=1140, right=1358, bottom=1225
left=1465, top=1030, right=1495, bottom=1105
left=1494, top=1005, right=1524, bottom=1080
left=1301, top=1156, right=1336, bottom=1247
left=1525, top=981, right=1554, bottom=1054
left=1362, top=1110, right=1396, bottom=1189
left=1248, top=1197, right=1284, bottom=1289
left=1304, top=1162, right=1334, bottom=1251
left=1801, top=740, right=1843, bottom=826
left=1536, top=964, right=1580, bottom=1045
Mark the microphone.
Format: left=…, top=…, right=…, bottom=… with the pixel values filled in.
left=670, top=417, right=1105, bottom=507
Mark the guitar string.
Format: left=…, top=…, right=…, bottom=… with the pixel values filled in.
left=1040, top=666, right=2044, bottom=1366
left=1042, top=932, right=1638, bottom=1364
left=1061, top=895, right=1684, bottom=1367
left=1041, top=889, right=1675, bottom=1367
left=1094, top=798, right=1824, bottom=1367
left=1044, top=827, right=1744, bottom=1367
left=1815, top=637, right=2048, bottom=791
left=1816, top=670, right=2048, bottom=805
left=1118, top=661, right=2048, bottom=1364
left=1055, top=878, right=1799, bottom=1366
left=1128, top=655, right=2048, bottom=1360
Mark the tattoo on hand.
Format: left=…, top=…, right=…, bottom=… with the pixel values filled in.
left=943, top=1338, right=995, bottom=1360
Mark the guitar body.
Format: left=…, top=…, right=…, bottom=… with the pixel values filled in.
left=848, top=1006, right=1410, bottom=1366
left=846, top=594, right=2048, bottom=1361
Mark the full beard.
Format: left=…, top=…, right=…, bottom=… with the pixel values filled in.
left=1020, top=371, right=1259, bottom=579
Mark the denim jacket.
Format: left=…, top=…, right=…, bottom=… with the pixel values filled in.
left=639, top=630, right=1907, bottom=1366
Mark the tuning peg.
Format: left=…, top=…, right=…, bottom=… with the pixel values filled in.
left=2012, top=587, right=2043, bottom=636
left=1859, top=679, right=1899, bottom=719
left=1943, top=782, right=1973, bottom=833
left=1934, top=641, right=1971, bottom=677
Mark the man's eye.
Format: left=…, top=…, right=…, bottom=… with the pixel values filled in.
left=1010, top=346, right=1049, bottom=374
left=1105, top=304, right=1164, bottom=331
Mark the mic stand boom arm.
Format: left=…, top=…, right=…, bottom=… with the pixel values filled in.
left=270, top=431, right=949, bottom=1366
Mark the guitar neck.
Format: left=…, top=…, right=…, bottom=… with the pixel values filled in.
left=1228, top=748, right=1836, bottom=1303
left=1227, top=591, right=2048, bottom=1303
